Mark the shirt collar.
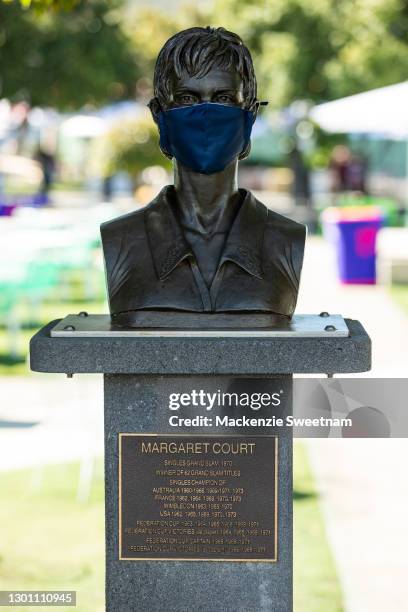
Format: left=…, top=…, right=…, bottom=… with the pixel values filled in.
left=219, top=187, right=266, bottom=279
left=145, top=185, right=266, bottom=281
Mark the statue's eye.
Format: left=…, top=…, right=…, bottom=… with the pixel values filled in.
left=178, top=94, right=197, bottom=105
left=216, top=94, right=234, bottom=104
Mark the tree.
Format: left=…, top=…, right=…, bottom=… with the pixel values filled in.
left=1, top=0, right=80, bottom=10
left=3, top=0, right=406, bottom=112
left=121, top=4, right=211, bottom=104
left=0, top=0, right=138, bottom=110
left=213, top=0, right=408, bottom=107
left=91, top=112, right=170, bottom=180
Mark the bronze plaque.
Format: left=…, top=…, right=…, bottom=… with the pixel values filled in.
left=119, top=434, right=278, bottom=562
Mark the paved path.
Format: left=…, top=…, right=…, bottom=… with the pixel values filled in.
left=297, top=236, right=408, bottom=376
left=298, top=237, right=408, bottom=612
left=0, top=375, right=103, bottom=471
left=307, top=439, right=408, bottom=612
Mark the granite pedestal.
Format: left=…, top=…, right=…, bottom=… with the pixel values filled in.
left=30, top=316, right=370, bottom=612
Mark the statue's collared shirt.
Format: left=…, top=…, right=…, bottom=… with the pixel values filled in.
left=101, top=185, right=306, bottom=318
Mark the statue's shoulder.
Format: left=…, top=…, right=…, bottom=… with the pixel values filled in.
left=250, top=193, right=306, bottom=269
left=247, top=191, right=305, bottom=238
left=100, top=191, right=164, bottom=241
left=250, top=194, right=306, bottom=302
left=261, top=201, right=307, bottom=242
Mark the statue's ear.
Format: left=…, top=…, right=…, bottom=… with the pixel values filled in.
left=148, top=97, right=162, bottom=125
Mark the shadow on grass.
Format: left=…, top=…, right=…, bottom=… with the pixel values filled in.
left=294, top=488, right=317, bottom=501
left=0, top=419, right=39, bottom=428
left=0, top=353, right=26, bottom=365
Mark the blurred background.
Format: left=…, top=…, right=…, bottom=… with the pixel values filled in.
left=0, top=1, right=407, bottom=611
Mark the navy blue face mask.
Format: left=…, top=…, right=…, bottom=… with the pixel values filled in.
left=158, top=102, right=255, bottom=175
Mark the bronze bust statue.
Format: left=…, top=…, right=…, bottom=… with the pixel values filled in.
left=101, top=27, right=306, bottom=328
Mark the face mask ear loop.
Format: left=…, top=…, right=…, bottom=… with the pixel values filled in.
left=250, top=99, right=268, bottom=119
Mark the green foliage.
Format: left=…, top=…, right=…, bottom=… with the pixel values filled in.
left=121, top=0, right=408, bottom=111
left=1, top=0, right=407, bottom=112
left=1, top=0, right=80, bottom=13
left=212, top=0, right=408, bottom=107
left=1, top=0, right=80, bottom=9
left=0, top=0, right=138, bottom=110
left=91, top=113, right=170, bottom=178
left=122, top=4, right=212, bottom=103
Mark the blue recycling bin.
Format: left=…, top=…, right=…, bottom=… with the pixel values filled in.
left=322, top=206, right=384, bottom=284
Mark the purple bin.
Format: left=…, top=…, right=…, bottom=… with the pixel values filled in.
left=0, top=203, right=17, bottom=216
left=322, top=206, right=383, bottom=284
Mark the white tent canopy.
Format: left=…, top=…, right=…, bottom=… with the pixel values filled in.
left=310, top=81, right=408, bottom=139
left=59, top=115, right=106, bottom=139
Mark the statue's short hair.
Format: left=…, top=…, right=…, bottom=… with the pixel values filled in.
left=153, top=27, right=257, bottom=110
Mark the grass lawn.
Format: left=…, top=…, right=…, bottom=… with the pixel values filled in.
left=390, top=284, right=408, bottom=315
left=294, top=442, right=343, bottom=612
left=0, top=293, right=106, bottom=376
left=0, top=461, right=105, bottom=612
left=0, top=444, right=342, bottom=612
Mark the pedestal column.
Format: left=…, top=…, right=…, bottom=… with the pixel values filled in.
left=104, top=374, right=293, bottom=612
